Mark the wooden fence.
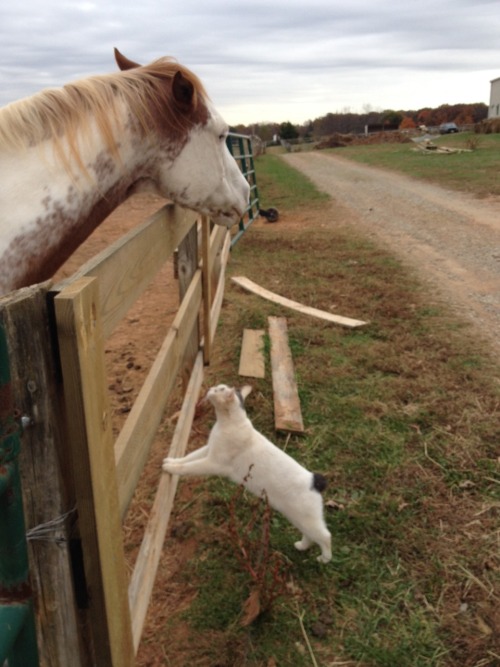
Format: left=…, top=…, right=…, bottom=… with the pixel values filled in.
left=0, top=201, right=234, bottom=665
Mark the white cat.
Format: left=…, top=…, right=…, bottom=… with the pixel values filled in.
left=162, top=384, right=332, bottom=563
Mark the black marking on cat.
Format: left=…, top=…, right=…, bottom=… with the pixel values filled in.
left=235, top=387, right=245, bottom=408
left=312, top=472, right=328, bottom=494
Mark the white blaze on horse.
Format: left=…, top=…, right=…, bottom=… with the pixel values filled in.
left=0, top=49, right=250, bottom=295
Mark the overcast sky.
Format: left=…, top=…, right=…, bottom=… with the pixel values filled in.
left=1, top=0, right=499, bottom=126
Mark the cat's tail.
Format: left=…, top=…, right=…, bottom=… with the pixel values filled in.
left=311, top=472, right=328, bottom=493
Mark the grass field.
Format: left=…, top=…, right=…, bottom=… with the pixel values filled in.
left=320, top=131, right=500, bottom=198
left=153, top=153, right=500, bottom=667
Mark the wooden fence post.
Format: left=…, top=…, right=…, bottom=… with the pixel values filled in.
left=177, top=220, right=200, bottom=383
left=201, top=216, right=212, bottom=364
left=0, top=284, right=90, bottom=667
left=54, top=277, right=134, bottom=667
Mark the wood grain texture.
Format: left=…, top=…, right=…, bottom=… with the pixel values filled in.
left=55, top=277, right=134, bottom=667
left=129, top=351, right=204, bottom=651
left=177, top=223, right=200, bottom=387
left=238, top=329, right=265, bottom=378
left=232, top=276, right=367, bottom=328
left=55, top=204, right=197, bottom=338
left=209, top=232, right=231, bottom=345
left=114, top=270, right=202, bottom=519
left=0, top=284, right=89, bottom=667
left=201, top=216, right=212, bottom=364
left=268, top=317, right=304, bottom=434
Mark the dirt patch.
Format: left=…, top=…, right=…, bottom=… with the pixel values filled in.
left=316, top=131, right=413, bottom=149
left=283, top=151, right=500, bottom=357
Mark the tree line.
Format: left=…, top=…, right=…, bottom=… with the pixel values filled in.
left=231, top=102, right=488, bottom=141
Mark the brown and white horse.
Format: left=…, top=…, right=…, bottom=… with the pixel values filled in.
left=0, top=49, right=250, bottom=294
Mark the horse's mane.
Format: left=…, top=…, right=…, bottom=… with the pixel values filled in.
left=0, top=58, right=207, bottom=168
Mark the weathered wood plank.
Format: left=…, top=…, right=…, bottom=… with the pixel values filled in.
left=54, top=277, right=134, bottom=667
left=268, top=317, right=304, bottom=434
left=114, top=270, right=203, bottom=519
left=0, top=284, right=89, bottom=667
left=201, top=217, right=212, bottom=364
left=232, top=276, right=368, bottom=328
left=209, top=232, right=231, bottom=345
left=238, top=329, right=265, bottom=378
left=177, top=222, right=200, bottom=387
left=54, top=204, right=197, bottom=338
left=206, top=225, right=227, bottom=309
left=129, top=350, right=204, bottom=651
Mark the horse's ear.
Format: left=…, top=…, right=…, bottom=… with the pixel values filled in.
left=172, top=71, right=194, bottom=110
left=114, top=48, right=141, bottom=71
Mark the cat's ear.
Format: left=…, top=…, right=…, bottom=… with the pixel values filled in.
left=240, top=385, right=252, bottom=401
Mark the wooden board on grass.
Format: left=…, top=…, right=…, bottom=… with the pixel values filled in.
left=239, top=329, right=265, bottom=378
left=268, top=316, right=304, bottom=434
left=232, top=275, right=367, bottom=328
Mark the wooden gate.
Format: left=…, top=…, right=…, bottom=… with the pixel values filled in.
left=227, top=133, right=261, bottom=245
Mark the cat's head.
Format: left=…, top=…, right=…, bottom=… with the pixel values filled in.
left=206, top=384, right=252, bottom=410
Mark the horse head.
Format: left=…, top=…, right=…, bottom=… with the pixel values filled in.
left=114, top=49, right=249, bottom=228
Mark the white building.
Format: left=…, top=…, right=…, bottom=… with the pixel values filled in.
left=489, top=77, right=500, bottom=118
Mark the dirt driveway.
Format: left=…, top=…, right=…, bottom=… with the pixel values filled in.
left=283, top=152, right=500, bottom=355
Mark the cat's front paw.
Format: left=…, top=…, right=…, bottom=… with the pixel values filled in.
left=162, top=458, right=178, bottom=474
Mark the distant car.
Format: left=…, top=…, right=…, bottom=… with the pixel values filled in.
left=439, top=122, right=459, bottom=134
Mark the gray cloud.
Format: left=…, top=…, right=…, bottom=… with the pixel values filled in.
left=0, top=0, right=498, bottom=124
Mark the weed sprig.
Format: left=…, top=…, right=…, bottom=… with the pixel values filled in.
left=226, top=472, right=293, bottom=624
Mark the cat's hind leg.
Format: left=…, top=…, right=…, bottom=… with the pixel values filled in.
left=294, top=535, right=313, bottom=552
left=298, top=522, right=332, bottom=564
left=295, top=530, right=331, bottom=563
left=315, top=528, right=332, bottom=564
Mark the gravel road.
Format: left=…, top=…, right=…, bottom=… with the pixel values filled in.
left=283, top=151, right=500, bottom=355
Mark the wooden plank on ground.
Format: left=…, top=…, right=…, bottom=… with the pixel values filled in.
left=238, top=329, right=265, bottom=378
left=268, top=316, right=304, bottom=434
left=232, top=276, right=367, bottom=328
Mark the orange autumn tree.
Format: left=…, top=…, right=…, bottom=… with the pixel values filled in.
left=399, top=116, right=416, bottom=129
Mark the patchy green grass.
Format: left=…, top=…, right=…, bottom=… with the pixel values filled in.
left=324, top=132, right=500, bottom=198
left=149, top=155, right=500, bottom=667
left=255, top=153, right=330, bottom=212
